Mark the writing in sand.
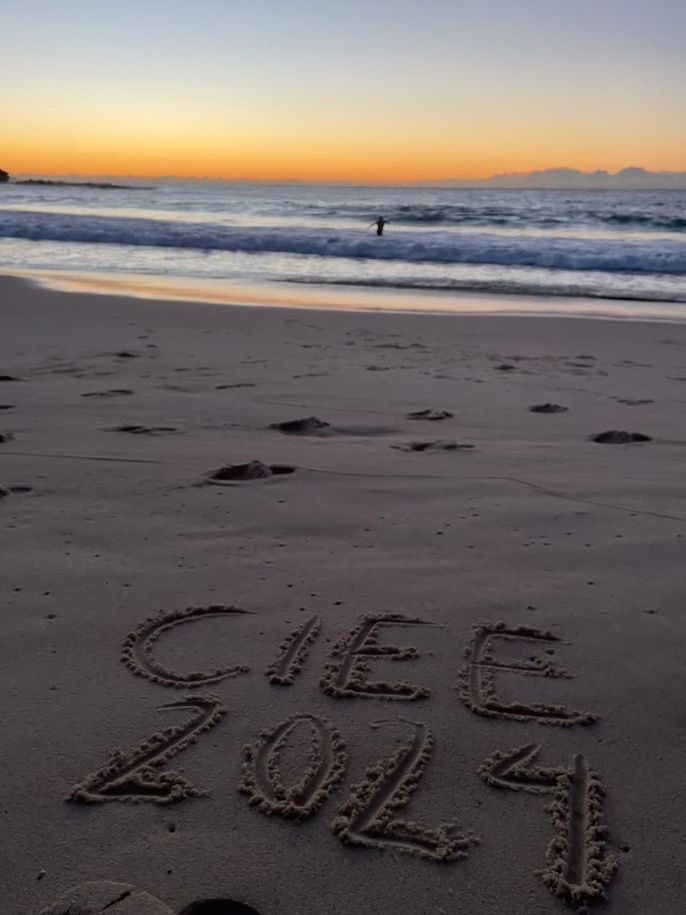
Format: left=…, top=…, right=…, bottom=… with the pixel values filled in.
left=69, top=607, right=618, bottom=911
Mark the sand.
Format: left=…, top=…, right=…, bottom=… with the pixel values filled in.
left=1, top=272, right=685, bottom=914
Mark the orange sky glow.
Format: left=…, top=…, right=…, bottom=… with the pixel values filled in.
left=3, top=0, right=684, bottom=183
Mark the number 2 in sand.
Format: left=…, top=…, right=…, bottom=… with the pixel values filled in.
left=332, top=720, right=476, bottom=862
left=68, top=695, right=225, bottom=805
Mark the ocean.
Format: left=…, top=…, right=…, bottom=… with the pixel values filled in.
left=1, top=181, right=685, bottom=319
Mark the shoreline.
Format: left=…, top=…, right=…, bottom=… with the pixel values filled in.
left=3, top=266, right=686, bottom=326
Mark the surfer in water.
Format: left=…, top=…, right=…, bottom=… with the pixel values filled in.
left=370, top=216, right=387, bottom=236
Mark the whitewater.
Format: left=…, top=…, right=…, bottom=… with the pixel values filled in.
left=1, top=181, right=685, bottom=318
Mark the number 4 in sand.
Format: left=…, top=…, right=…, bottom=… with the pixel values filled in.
left=479, top=743, right=617, bottom=907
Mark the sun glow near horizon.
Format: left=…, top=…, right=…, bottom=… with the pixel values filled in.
left=3, top=0, right=685, bottom=183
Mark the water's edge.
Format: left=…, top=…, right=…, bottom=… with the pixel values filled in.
left=4, top=267, right=686, bottom=325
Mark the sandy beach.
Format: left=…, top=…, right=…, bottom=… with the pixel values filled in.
left=1, top=273, right=685, bottom=915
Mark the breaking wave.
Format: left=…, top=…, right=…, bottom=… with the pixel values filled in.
left=1, top=209, right=685, bottom=275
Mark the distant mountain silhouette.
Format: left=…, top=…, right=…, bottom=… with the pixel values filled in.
left=428, top=167, right=686, bottom=189
left=0, top=169, right=9, bottom=183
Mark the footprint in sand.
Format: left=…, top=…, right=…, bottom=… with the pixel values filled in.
left=180, top=903, right=261, bottom=914
left=39, top=881, right=261, bottom=915
left=215, top=382, right=256, bottom=390
left=82, top=389, right=134, bottom=398
left=113, top=424, right=180, bottom=435
left=0, top=484, right=32, bottom=496
left=591, top=430, right=652, bottom=443
left=407, top=409, right=453, bottom=421
left=271, top=417, right=395, bottom=437
left=270, top=416, right=330, bottom=435
left=393, top=440, right=474, bottom=452
left=529, top=403, right=568, bottom=414
left=207, top=460, right=296, bottom=482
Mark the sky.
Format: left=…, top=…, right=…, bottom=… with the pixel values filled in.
left=2, top=0, right=685, bottom=182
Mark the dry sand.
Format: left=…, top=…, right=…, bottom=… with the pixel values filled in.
left=1, top=273, right=685, bottom=914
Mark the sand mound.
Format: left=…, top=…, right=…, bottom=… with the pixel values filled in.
left=529, top=403, right=568, bottom=413
left=0, top=484, right=31, bottom=497
left=270, top=416, right=330, bottom=434
left=1, top=484, right=32, bottom=496
left=114, top=424, right=179, bottom=435
left=591, top=430, right=652, bottom=443
left=215, top=382, right=256, bottom=389
left=407, top=409, right=454, bottom=421
left=208, top=461, right=296, bottom=482
left=393, top=440, right=474, bottom=452
left=82, top=389, right=134, bottom=398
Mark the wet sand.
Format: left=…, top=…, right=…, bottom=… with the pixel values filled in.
left=1, top=273, right=685, bottom=914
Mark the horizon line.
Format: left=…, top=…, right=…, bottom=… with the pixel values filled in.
left=5, top=165, right=686, bottom=188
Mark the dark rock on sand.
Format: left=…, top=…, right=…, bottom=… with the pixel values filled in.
left=529, top=403, right=568, bottom=413
left=591, top=430, right=652, bottom=443
left=208, top=461, right=296, bottom=482
left=0, top=404, right=14, bottom=409
left=407, top=409, right=454, bottom=421
left=270, top=416, right=330, bottom=435
left=0, top=432, right=13, bottom=443
left=0, top=373, right=19, bottom=381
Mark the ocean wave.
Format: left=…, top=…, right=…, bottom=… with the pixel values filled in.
left=285, top=201, right=686, bottom=231
left=1, top=209, right=685, bottom=275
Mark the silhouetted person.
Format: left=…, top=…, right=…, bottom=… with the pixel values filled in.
left=370, top=216, right=387, bottom=236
